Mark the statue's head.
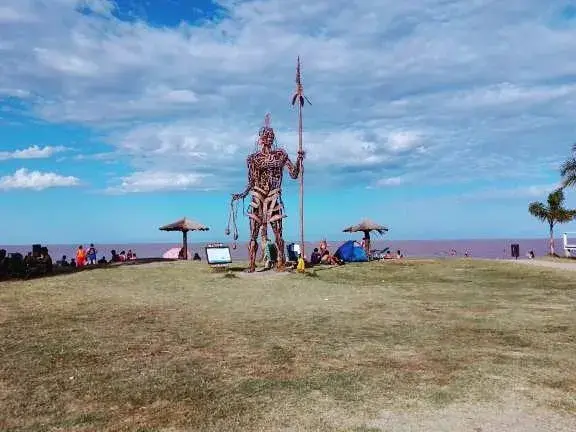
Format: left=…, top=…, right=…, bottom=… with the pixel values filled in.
left=258, top=113, right=275, bottom=149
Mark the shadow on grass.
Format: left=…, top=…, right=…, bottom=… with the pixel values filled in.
left=1, top=258, right=178, bottom=283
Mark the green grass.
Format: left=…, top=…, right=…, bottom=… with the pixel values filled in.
left=1, top=259, right=575, bottom=431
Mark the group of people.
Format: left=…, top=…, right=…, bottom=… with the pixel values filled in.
left=257, top=239, right=343, bottom=270
left=71, top=245, right=138, bottom=267
left=177, top=247, right=202, bottom=261
left=310, top=240, right=345, bottom=266
left=0, top=242, right=146, bottom=280
left=72, top=244, right=98, bottom=267
left=449, top=248, right=470, bottom=257
left=0, top=246, right=54, bottom=279
left=381, top=249, right=404, bottom=260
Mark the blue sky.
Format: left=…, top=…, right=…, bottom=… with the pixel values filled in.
left=2, top=0, right=576, bottom=245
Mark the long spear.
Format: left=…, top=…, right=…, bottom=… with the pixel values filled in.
left=291, top=56, right=311, bottom=259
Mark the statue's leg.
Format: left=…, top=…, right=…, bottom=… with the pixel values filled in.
left=248, top=217, right=261, bottom=273
left=271, top=219, right=286, bottom=271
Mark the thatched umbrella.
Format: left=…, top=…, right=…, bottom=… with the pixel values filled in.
left=342, top=219, right=388, bottom=257
left=159, top=217, right=209, bottom=260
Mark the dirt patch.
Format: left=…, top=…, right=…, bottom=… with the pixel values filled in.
left=368, top=395, right=576, bottom=431
left=506, top=259, right=576, bottom=272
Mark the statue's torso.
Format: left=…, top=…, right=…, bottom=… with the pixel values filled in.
left=249, top=149, right=287, bottom=192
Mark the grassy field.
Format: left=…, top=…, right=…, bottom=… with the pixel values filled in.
left=1, top=259, right=575, bottom=431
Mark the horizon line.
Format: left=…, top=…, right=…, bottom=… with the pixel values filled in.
left=0, top=236, right=570, bottom=247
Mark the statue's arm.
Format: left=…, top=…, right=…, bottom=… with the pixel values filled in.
left=232, top=156, right=256, bottom=200
left=285, top=150, right=305, bottom=179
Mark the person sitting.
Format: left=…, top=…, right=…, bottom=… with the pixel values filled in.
left=70, top=258, right=76, bottom=268
left=310, top=248, right=322, bottom=265
left=263, top=239, right=278, bottom=269
left=98, top=256, right=108, bottom=264
left=119, top=251, right=126, bottom=262
left=396, top=250, right=403, bottom=259
left=319, top=240, right=343, bottom=265
left=110, top=250, right=120, bottom=262
left=383, top=251, right=393, bottom=260
left=40, top=247, right=53, bottom=274
left=178, top=247, right=187, bottom=260
left=192, top=252, right=201, bottom=261
left=0, top=249, right=7, bottom=278
left=319, top=240, right=329, bottom=260
left=58, top=255, right=70, bottom=267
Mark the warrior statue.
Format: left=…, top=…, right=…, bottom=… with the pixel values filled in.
left=229, top=114, right=304, bottom=272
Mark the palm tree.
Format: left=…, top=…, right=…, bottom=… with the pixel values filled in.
left=528, top=188, right=576, bottom=255
left=560, top=143, right=576, bottom=188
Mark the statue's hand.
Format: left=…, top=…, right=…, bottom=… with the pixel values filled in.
left=298, top=150, right=306, bottom=160
left=232, top=193, right=242, bottom=201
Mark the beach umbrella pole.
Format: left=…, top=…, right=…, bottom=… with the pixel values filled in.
left=364, top=230, right=371, bottom=258
left=183, top=230, right=188, bottom=260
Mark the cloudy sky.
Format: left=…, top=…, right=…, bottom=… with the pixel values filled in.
left=1, top=0, right=576, bottom=244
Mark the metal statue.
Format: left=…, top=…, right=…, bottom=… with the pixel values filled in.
left=227, top=114, right=304, bottom=272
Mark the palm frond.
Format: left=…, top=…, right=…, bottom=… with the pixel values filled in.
left=554, top=209, right=576, bottom=223
left=560, top=157, right=576, bottom=187
left=560, top=157, right=576, bottom=176
left=547, top=188, right=565, bottom=209
left=528, top=201, right=548, bottom=222
left=529, top=188, right=576, bottom=226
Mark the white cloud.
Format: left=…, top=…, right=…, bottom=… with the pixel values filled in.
left=77, top=0, right=116, bottom=16
left=107, top=171, right=210, bottom=193
left=0, top=5, right=36, bottom=23
left=0, top=145, right=68, bottom=160
left=73, top=152, right=116, bottom=161
left=0, top=0, right=575, bottom=191
left=0, top=88, right=30, bottom=98
left=461, top=183, right=562, bottom=201
left=387, top=131, right=423, bottom=153
left=102, top=119, right=426, bottom=191
left=0, top=168, right=80, bottom=190
left=449, top=83, right=576, bottom=109
left=374, top=177, right=404, bottom=187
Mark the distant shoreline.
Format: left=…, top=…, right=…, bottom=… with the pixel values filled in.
left=0, top=237, right=569, bottom=247
left=1, top=238, right=569, bottom=261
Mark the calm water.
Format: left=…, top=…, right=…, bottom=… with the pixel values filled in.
left=0, top=238, right=567, bottom=261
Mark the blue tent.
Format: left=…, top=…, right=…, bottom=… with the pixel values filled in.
left=335, top=240, right=368, bottom=262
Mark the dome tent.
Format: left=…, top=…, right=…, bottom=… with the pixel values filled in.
left=334, top=240, right=368, bottom=263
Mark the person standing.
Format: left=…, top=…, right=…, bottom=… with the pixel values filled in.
left=87, top=243, right=97, bottom=265
left=76, top=245, right=86, bottom=267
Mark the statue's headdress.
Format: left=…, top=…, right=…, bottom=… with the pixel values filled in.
left=258, top=113, right=276, bottom=148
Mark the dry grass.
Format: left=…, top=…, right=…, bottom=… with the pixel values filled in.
left=537, top=255, right=576, bottom=262
left=1, top=259, right=575, bottom=431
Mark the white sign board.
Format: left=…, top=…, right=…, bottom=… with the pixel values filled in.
left=205, top=246, right=232, bottom=265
